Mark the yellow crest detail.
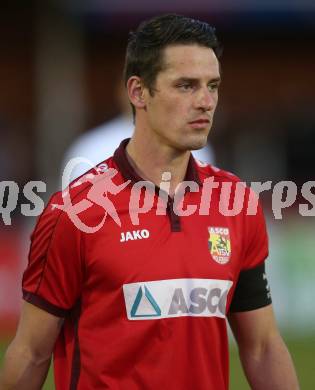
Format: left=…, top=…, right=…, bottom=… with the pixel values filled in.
left=208, top=227, right=231, bottom=265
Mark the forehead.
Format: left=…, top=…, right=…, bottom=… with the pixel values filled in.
left=160, top=44, right=220, bottom=79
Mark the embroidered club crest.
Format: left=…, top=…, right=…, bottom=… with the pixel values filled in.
left=208, top=227, right=231, bottom=264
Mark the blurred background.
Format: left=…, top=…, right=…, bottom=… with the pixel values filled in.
left=0, top=0, right=314, bottom=388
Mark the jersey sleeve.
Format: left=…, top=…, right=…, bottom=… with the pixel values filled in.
left=229, top=262, right=272, bottom=312
left=22, top=193, right=84, bottom=317
left=229, top=192, right=271, bottom=312
left=242, top=193, right=269, bottom=270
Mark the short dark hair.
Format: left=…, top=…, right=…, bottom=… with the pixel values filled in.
left=124, top=13, right=222, bottom=118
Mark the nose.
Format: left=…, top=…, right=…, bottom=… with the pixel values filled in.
left=195, top=87, right=217, bottom=112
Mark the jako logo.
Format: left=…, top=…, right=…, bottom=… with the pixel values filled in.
left=120, top=229, right=150, bottom=242
left=123, top=278, right=233, bottom=320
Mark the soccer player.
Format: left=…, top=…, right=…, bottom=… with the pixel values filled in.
left=0, top=14, right=299, bottom=389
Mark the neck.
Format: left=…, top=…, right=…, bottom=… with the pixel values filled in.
left=126, top=131, right=191, bottom=196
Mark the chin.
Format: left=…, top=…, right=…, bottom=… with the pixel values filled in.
left=170, top=131, right=209, bottom=152
left=187, top=135, right=209, bottom=151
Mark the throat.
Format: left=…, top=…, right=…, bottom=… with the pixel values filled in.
left=125, top=142, right=190, bottom=193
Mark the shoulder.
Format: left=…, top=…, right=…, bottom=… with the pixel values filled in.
left=60, top=155, right=121, bottom=203
left=194, top=159, right=261, bottom=218
left=194, top=158, right=243, bottom=185
left=40, top=157, right=120, bottom=232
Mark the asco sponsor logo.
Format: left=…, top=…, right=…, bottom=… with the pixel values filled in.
left=208, top=227, right=231, bottom=265
left=123, top=278, right=233, bottom=321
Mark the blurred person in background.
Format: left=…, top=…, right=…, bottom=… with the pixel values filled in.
left=0, top=14, right=299, bottom=390
left=62, top=78, right=215, bottom=185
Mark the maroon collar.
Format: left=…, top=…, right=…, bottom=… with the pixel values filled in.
left=113, top=138, right=202, bottom=187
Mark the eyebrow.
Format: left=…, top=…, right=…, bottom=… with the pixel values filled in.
left=174, top=77, right=221, bottom=84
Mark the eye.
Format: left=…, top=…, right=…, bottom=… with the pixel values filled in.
left=208, top=82, right=219, bottom=92
left=177, top=83, right=193, bottom=92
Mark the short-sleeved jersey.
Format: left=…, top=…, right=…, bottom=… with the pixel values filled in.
left=22, top=139, right=269, bottom=390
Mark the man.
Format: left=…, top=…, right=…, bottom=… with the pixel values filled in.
left=0, top=14, right=299, bottom=389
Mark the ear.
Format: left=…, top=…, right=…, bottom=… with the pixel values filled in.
left=126, top=76, right=146, bottom=110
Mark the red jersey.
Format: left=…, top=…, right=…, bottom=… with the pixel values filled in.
left=22, top=139, right=269, bottom=389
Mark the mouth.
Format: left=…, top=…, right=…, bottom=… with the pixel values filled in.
left=188, top=118, right=210, bottom=128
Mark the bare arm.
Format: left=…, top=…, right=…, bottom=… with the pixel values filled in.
left=228, top=305, right=299, bottom=390
left=0, top=301, right=63, bottom=390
